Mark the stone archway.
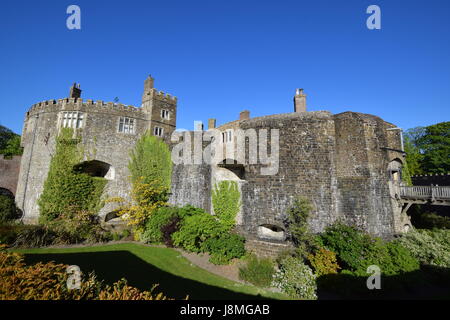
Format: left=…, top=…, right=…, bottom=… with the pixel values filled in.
left=73, top=160, right=115, bottom=180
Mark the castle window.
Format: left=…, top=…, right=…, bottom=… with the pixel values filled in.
left=62, top=112, right=84, bottom=129
left=222, top=129, right=233, bottom=143
left=161, top=109, right=170, bottom=120
left=118, top=117, right=135, bottom=134
left=154, top=126, right=164, bottom=137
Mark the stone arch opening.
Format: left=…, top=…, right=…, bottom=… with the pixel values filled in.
left=0, top=187, right=14, bottom=199
left=388, top=159, right=403, bottom=183
left=74, top=160, right=115, bottom=180
left=217, top=159, right=245, bottom=180
left=104, top=210, right=121, bottom=223
left=257, top=224, right=286, bottom=241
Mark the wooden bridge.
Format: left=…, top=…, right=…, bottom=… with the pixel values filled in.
left=399, top=185, right=450, bottom=213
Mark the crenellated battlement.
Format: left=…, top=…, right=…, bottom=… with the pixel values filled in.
left=150, top=88, right=177, bottom=102
left=26, top=98, right=144, bottom=119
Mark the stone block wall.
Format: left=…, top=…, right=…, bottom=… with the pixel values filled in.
left=0, top=155, right=22, bottom=196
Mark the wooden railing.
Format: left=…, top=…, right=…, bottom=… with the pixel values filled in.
left=400, top=185, right=450, bottom=200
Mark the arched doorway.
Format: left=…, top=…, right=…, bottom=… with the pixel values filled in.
left=73, top=160, right=115, bottom=180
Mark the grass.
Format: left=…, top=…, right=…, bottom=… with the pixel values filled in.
left=14, top=243, right=288, bottom=300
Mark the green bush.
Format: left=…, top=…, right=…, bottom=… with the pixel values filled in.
left=0, top=195, right=18, bottom=223
left=212, top=180, right=241, bottom=231
left=13, top=226, right=57, bottom=248
left=414, top=212, right=450, bottom=229
left=0, top=224, right=33, bottom=245
left=319, top=222, right=420, bottom=275
left=286, top=197, right=316, bottom=258
left=398, top=229, right=450, bottom=267
left=238, top=255, right=275, bottom=288
left=172, top=212, right=225, bottom=252
left=176, top=204, right=208, bottom=219
left=318, top=223, right=373, bottom=271
left=202, top=233, right=246, bottom=265
left=272, top=256, right=317, bottom=300
left=142, top=206, right=180, bottom=244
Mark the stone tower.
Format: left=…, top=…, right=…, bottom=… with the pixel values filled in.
left=141, top=75, right=177, bottom=142
left=16, top=76, right=177, bottom=224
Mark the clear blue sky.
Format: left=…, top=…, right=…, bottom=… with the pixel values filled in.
left=0, top=0, right=449, bottom=134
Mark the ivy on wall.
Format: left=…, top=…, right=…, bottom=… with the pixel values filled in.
left=128, top=131, right=172, bottom=190
left=212, top=180, right=241, bottom=231
left=38, top=128, right=107, bottom=224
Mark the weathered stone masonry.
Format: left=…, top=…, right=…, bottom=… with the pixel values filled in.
left=11, top=78, right=409, bottom=257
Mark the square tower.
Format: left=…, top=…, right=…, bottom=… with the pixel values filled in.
left=141, top=75, right=177, bottom=142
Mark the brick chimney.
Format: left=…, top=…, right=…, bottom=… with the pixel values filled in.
left=69, top=83, right=82, bottom=99
left=240, top=110, right=250, bottom=120
left=208, top=118, right=216, bottom=129
left=294, top=88, right=306, bottom=112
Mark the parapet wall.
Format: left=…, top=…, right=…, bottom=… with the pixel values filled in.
left=0, top=155, right=22, bottom=196
left=25, top=98, right=146, bottom=119
left=411, top=174, right=450, bottom=186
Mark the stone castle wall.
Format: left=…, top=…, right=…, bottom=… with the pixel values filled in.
left=16, top=78, right=177, bottom=224
left=0, top=155, right=22, bottom=196
left=170, top=110, right=408, bottom=241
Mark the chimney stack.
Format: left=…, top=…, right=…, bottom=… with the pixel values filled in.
left=194, top=120, right=204, bottom=131
left=69, top=83, right=82, bottom=99
left=294, top=88, right=306, bottom=112
left=239, top=110, right=250, bottom=120
left=208, top=118, right=216, bottom=129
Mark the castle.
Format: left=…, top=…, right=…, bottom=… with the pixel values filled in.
left=4, top=76, right=412, bottom=256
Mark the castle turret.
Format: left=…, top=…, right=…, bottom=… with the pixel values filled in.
left=141, top=75, right=177, bottom=141
left=294, top=88, right=306, bottom=113
left=69, top=83, right=82, bottom=99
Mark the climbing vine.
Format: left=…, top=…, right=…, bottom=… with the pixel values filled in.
left=38, top=128, right=106, bottom=224
left=128, top=131, right=172, bottom=190
left=212, top=180, right=241, bottom=231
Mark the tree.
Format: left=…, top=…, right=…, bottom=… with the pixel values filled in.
left=286, top=197, right=316, bottom=258
left=0, top=125, right=22, bottom=156
left=1, top=135, right=23, bottom=158
left=417, top=122, right=450, bottom=174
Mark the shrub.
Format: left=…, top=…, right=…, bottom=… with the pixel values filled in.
left=272, top=256, right=317, bottom=300
left=109, top=179, right=169, bottom=238
left=414, top=212, right=450, bottom=229
left=212, top=180, right=241, bottom=231
left=142, top=206, right=180, bottom=244
left=318, top=223, right=371, bottom=271
left=307, top=248, right=340, bottom=276
left=176, top=205, right=208, bottom=219
left=172, top=212, right=225, bottom=252
left=0, top=246, right=172, bottom=300
left=285, top=197, right=316, bottom=258
left=202, top=234, right=246, bottom=265
left=238, top=255, right=275, bottom=288
left=44, top=208, right=110, bottom=245
left=319, top=222, right=420, bottom=275
left=13, top=225, right=57, bottom=248
left=398, top=229, right=450, bottom=268
left=0, top=195, right=18, bottom=223
left=161, top=216, right=180, bottom=247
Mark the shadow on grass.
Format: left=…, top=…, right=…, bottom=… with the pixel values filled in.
left=23, top=251, right=266, bottom=300
left=316, top=265, right=450, bottom=300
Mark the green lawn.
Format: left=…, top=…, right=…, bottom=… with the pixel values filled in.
left=14, top=243, right=287, bottom=300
